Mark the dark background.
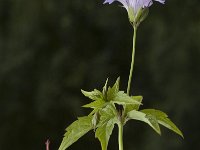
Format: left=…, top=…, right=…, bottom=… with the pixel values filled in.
left=0, top=0, right=199, bottom=150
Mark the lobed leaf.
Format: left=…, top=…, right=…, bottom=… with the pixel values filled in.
left=141, top=109, right=183, bottom=138
left=125, top=96, right=143, bottom=113
left=95, top=104, right=118, bottom=150
left=92, top=112, right=100, bottom=130
left=107, top=77, right=120, bottom=101
left=97, top=104, right=118, bottom=127
left=82, top=99, right=106, bottom=109
left=102, top=78, right=109, bottom=100
left=81, top=89, right=103, bottom=101
left=112, top=91, right=142, bottom=105
left=59, top=116, right=93, bottom=150
left=127, top=110, right=161, bottom=134
left=95, top=120, right=115, bottom=150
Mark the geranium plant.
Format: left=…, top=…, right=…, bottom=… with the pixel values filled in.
left=58, top=0, right=183, bottom=150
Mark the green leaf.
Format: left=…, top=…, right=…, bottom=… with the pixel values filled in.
left=97, top=104, right=118, bottom=127
left=159, top=117, right=184, bottom=138
left=127, top=110, right=161, bottom=134
left=125, top=96, right=143, bottom=113
left=141, top=109, right=183, bottom=138
left=81, top=89, right=103, bottom=101
left=59, top=116, right=93, bottom=150
left=95, top=104, right=118, bottom=150
left=102, top=78, right=109, bottom=100
left=95, top=121, right=115, bottom=150
left=82, top=99, right=106, bottom=109
left=107, top=77, right=120, bottom=101
left=112, top=91, right=142, bottom=105
left=92, top=111, right=100, bottom=131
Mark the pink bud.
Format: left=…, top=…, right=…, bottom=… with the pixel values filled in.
left=45, top=139, right=50, bottom=150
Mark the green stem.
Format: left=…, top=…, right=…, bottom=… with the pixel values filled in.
left=118, top=122, right=124, bottom=150
left=127, top=26, right=137, bottom=95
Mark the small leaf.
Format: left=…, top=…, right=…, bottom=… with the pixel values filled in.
left=97, top=104, right=118, bottom=127
left=82, top=99, right=106, bottom=109
left=88, top=108, right=97, bottom=116
left=141, top=109, right=168, bottom=118
left=102, top=78, right=109, bottom=100
left=125, top=96, right=143, bottom=113
left=95, top=120, right=115, bottom=150
left=141, top=109, right=183, bottom=138
left=158, top=117, right=183, bottom=138
left=92, top=111, right=100, bottom=131
left=59, top=116, right=93, bottom=150
left=81, top=89, right=103, bottom=101
left=127, top=110, right=161, bottom=134
left=112, top=91, right=142, bottom=105
left=107, top=77, right=120, bottom=101
left=95, top=104, right=118, bottom=150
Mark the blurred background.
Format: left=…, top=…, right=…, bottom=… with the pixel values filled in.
left=0, top=0, right=199, bottom=149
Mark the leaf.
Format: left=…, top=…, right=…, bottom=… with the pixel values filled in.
left=59, top=116, right=93, bottom=150
left=107, top=77, right=120, bottom=101
left=125, top=96, right=143, bottom=113
left=127, top=110, right=161, bottom=134
left=95, top=104, right=118, bottom=150
left=141, top=109, right=168, bottom=118
left=158, top=117, right=184, bottom=138
left=95, top=121, right=115, bottom=150
left=102, top=78, right=109, bottom=100
left=141, top=109, right=184, bottom=138
left=112, top=91, right=142, bottom=105
left=81, top=89, right=103, bottom=101
left=88, top=108, right=97, bottom=116
left=92, top=111, right=100, bottom=131
left=82, top=99, right=106, bottom=109
left=97, top=104, right=118, bottom=127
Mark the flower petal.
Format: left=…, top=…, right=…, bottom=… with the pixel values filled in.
left=141, top=0, right=153, bottom=7
left=104, top=0, right=129, bottom=10
left=103, top=0, right=115, bottom=4
left=154, top=0, right=165, bottom=4
left=103, top=0, right=166, bottom=23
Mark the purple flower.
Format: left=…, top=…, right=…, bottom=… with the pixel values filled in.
left=104, top=0, right=165, bottom=24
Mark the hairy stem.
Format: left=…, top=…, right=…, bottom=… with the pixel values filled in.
left=118, top=122, right=124, bottom=150
left=127, top=26, right=137, bottom=95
